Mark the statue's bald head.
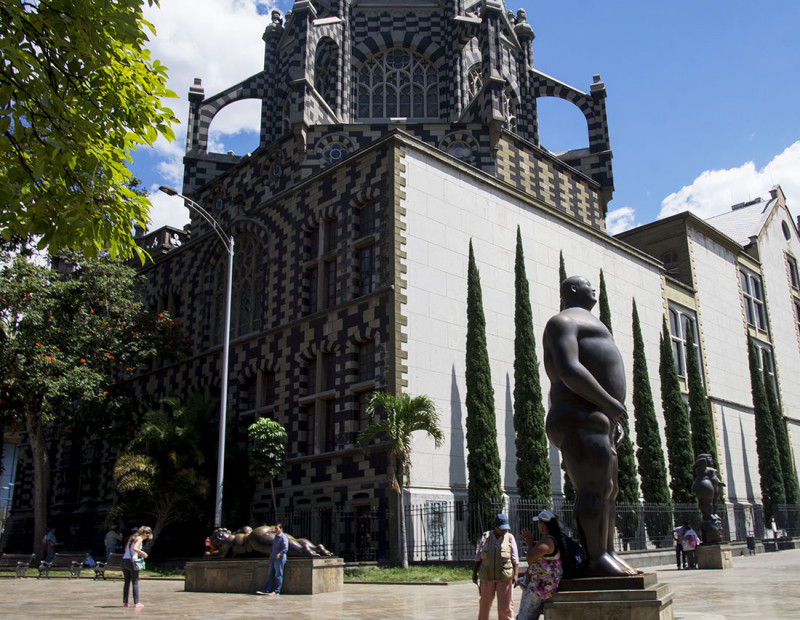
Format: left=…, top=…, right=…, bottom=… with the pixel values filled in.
left=560, top=276, right=596, bottom=310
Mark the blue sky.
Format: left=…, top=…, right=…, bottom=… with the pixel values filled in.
left=133, top=1, right=800, bottom=234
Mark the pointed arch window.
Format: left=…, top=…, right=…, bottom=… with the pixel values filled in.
left=357, top=47, right=439, bottom=120
left=502, top=87, right=517, bottom=132
left=467, top=63, right=483, bottom=103
left=210, top=234, right=265, bottom=343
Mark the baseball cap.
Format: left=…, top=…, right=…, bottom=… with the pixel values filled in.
left=494, top=513, right=511, bottom=530
left=533, top=510, right=557, bottom=522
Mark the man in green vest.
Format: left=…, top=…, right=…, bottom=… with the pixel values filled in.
left=473, top=513, right=520, bottom=620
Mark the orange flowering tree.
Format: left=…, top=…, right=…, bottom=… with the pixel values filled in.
left=0, top=253, right=188, bottom=556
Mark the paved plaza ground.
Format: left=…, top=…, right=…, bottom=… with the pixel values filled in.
left=0, top=549, right=797, bottom=619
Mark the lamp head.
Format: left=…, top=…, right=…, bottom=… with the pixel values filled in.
left=158, top=185, right=179, bottom=197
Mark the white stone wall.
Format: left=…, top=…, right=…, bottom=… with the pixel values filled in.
left=755, top=207, right=800, bottom=423
left=715, top=400, right=760, bottom=503
left=398, top=148, right=667, bottom=501
left=687, top=229, right=752, bottom=407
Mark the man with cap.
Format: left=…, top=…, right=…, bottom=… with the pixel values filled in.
left=473, top=513, right=520, bottom=620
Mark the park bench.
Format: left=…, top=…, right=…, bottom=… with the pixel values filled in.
left=38, top=552, right=88, bottom=578
left=94, top=553, right=124, bottom=580
left=0, top=553, right=36, bottom=578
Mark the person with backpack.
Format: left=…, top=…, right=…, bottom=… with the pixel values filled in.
left=681, top=526, right=700, bottom=569
left=517, top=510, right=566, bottom=620
left=473, top=513, right=520, bottom=620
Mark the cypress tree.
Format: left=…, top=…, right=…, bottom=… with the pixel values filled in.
left=659, top=317, right=695, bottom=503
left=598, top=269, right=613, bottom=334
left=748, top=338, right=786, bottom=522
left=597, top=271, right=638, bottom=506
left=465, top=240, right=503, bottom=541
left=685, top=327, right=718, bottom=465
left=631, top=300, right=671, bottom=544
left=762, top=367, right=799, bottom=506
left=513, top=228, right=550, bottom=501
left=558, top=250, right=574, bottom=501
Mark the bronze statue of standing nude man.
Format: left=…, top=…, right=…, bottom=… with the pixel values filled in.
left=543, top=276, right=640, bottom=577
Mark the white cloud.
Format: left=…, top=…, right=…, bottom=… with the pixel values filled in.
left=145, top=186, right=191, bottom=233
left=658, top=141, right=800, bottom=221
left=139, top=0, right=280, bottom=228
left=605, top=206, right=639, bottom=235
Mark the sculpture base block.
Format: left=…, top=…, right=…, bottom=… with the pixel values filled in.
left=545, top=573, right=673, bottom=620
left=184, top=557, right=344, bottom=595
left=696, top=543, right=732, bottom=569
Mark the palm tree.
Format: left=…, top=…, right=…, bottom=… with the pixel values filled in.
left=358, top=392, right=444, bottom=568
left=111, top=394, right=213, bottom=547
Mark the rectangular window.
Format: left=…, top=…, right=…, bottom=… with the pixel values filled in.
left=308, top=265, right=318, bottom=312
left=358, top=245, right=376, bottom=296
left=305, top=405, right=316, bottom=455
left=741, top=269, right=767, bottom=331
left=668, top=305, right=700, bottom=380
left=357, top=391, right=373, bottom=431
left=755, top=343, right=778, bottom=397
left=324, top=399, right=336, bottom=453
left=309, top=225, right=320, bottom=258
left=324, top=352, right=336, bottom=391
left=789, top=256, right=799, bottom=290
left=307, top=359, right=317, bottom=395
left=795, top=299, right=800, bottom=335
left=324, top=259, right=337, bottom=307
left=325, top=218, right=337, bottom=253
left=360, top=202, right=375, bottom=236
left=359, top=341, right=375, bottom=382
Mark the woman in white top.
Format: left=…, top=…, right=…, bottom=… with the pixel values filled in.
left=121, top=526, right=152, bottom=608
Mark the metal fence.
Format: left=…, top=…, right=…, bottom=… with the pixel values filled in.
left=253, top=506, right=386, bottom=562
left=404, top=499, right=799, bottom=563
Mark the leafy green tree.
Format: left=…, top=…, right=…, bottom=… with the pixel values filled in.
left=248, top=418, right=288, bottom=514
left=465, top=241, right=503, bottom=542
left=358, top=392, right=444, bottom=568
left=685, top=327, right=717, bottom=465
left=659, top=318, right=695, bottom=503
left=559, top=251, right=567, bottom=312
left=112, top=394, right=213, bottom=547
left=631, top=300, right=671, bottom=545
left=0, top=254, right=186, bottom=556
left=513, top=228, right=550, bottom=501
left=0, top=0, right=177, bottom=258
left=747, top=338, right=786, bottom=522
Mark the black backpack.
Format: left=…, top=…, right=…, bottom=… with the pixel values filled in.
left=559, top=532, right=585, bottom=579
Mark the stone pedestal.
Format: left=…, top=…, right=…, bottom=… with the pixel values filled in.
left=545, top=573, right=673, bottom=620
left=184, top=556, right=344, bottom=595
left=695, top=543, right=732, bottom=569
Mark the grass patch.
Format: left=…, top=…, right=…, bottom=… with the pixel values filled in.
left=344, top=565, right=472, bottom=583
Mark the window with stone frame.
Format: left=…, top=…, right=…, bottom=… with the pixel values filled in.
left=299, top=351, right=337, bottom=455
left=209, top=235, right=264, bottom=343
left=740, top=268, right=768, bottom=332
left=794, top=298, right=800, bottom=339
left=314, top=39, right=338, bottom=106
left=358, top=340, right=376, bottom=383
left=502, top=86, right=518, bottom=132
left=354, top=201, right=377, bottom=298
left=357, top=47, right=440, bottom=120
left=467, top=63, right=483, bottom=103
left=787, top=254, right=799, bottom=290
left=753, top=340, right=778, bottom=397
left=668, top=304, right=701, bottom=380
left=304, top=218, right=338, bottom=313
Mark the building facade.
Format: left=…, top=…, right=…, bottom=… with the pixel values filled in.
left=4, top=0, right=799, bottom=559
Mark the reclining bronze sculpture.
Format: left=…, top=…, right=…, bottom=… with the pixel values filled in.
left=205, top=526, right=334, bottom=558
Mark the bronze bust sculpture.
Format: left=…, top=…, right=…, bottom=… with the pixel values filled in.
left=543, top=276, right=639, bottom=577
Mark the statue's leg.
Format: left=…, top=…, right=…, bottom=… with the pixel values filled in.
left=605, top=441, right=641, bottom=575
left=563, top=427, right=628, bottom=577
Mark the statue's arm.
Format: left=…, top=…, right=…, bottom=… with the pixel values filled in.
left=544, top=316, right=627, bottom=422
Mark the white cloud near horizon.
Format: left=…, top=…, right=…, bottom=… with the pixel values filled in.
left=608, top=141, right=800, bottom=235
left=658, top=141, right=800, bottom=221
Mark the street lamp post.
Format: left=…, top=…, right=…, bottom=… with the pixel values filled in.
left=159, top=185, right=233, bottom=528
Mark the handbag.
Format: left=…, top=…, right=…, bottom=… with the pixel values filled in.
left=133, top=555, right=146, bottom=571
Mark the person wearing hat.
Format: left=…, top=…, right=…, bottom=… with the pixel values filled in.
left=473, top=513, right=519, bottom=620
left=517, top=510, right=566, bottom=620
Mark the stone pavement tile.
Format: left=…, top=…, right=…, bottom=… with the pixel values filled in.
left=0, top=550, right=798, bottom=619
